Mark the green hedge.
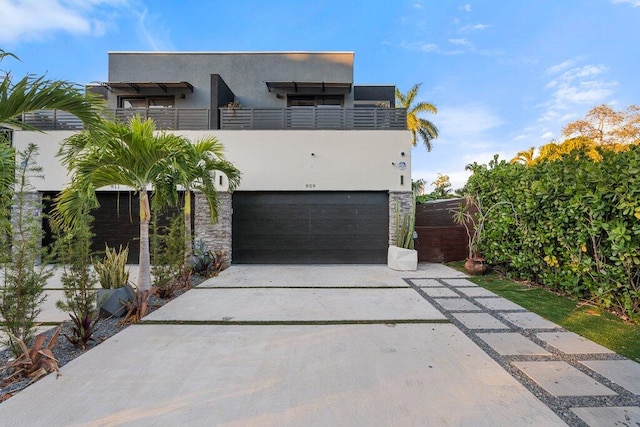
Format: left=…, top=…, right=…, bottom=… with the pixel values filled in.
left=465, top=144, right=640, bottom=319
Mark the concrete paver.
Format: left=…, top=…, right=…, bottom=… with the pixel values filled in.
left=513, top=361, right=617, bottom=397
left=198, top=264, right=415, bottom=288
left=145, top=288, right=445, bottom=322
left=501, top=312, right=559, bottom=330
left=451, top=312, right=510, bottom=330
left=418, top=287, right=459, bottom=298
left=579, top=360, right=640, bottom=394
left=537, top=332, right=615, bottom=354
left=442, top=278, right=478, bottom=287
left=477, top=332, right=552, bottom=356
left=411, top=278, right=442, bottom=287
left=474, top=297, right=526, bottom=312
left=456, top=286, right=499, bottom=297
left=433, top=298, right=482, bottom=312
left=571, top=406, right=640, bottom=426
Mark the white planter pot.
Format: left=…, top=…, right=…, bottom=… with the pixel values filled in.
left=387, top=245, right=418, bottom=271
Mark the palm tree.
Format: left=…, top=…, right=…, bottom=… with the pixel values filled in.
left=158, top=136, right=241, bottom=258
left=395, top=83, right=439, bottom=151
left=510, top=147, right=536, bottom=166
left=0, top=49, right=104, bottom=133
left=1, top=49, right=104, bottom=228
left=52, top=116, right=238, bottom=292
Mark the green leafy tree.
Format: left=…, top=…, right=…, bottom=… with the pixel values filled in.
left=52, top=116, right=239, bottom=293
left=395, top=83, right=439, bottom=151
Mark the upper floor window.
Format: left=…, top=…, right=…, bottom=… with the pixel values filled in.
left=354, top=100, right=390, bottom=108
left=288, top=95, right=343, bottom=107
left=120, top=96, right=174, bottom=108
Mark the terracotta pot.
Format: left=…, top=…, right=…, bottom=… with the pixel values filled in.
left=464, top=257, right=488, bottom=275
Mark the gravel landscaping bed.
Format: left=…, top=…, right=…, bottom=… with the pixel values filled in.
left=0, top=276, right=206, bottom=404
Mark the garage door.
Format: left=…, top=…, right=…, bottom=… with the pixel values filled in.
left=232, top=191, right=389, bottom=264
left=43, top=191, right=188, bottom=264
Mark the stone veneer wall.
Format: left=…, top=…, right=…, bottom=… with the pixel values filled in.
left=193, top=192, right=232, bottom=260
left=388, top=191, right=414, bottom=246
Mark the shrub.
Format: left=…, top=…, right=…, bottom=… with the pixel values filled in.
left=464, top=145, right=640, bottom=320
left=53, top=207, right=99, bottom=349
left=0, top=144, right=53, bottom=355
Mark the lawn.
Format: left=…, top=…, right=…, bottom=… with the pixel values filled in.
left=448, top=262, right=640, bottom=362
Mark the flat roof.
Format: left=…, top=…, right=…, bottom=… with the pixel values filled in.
left=108, top=51, right=354, bottom=55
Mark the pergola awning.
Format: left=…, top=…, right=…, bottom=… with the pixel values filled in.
left=99, top=81, right=194, bottom=93
left=265, top=81, right=352, bottom=94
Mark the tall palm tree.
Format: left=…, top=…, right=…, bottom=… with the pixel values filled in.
left=395, top=83, right=439, bottom=151
left=158, top=136, right=241, bottom=257
left=52, top=116, right=238, bottom=292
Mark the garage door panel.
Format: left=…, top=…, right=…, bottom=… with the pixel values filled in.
left=232, top=191, right=388, bottom=264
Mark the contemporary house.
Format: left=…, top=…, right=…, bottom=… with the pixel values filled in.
left=11, top=51, right=413, bottom=264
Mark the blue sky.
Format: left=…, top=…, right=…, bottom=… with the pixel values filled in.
left=1, top=0, right=639, bottom=190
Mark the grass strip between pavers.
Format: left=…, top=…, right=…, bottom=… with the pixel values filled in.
left=447, top=262, right=640, bottom=362
left=137, top=319, right=451, bottom=326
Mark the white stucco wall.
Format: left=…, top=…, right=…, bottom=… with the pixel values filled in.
left=12, top=129, right=412, bottom=193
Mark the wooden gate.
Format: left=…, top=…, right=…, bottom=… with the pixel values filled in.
left=414, top=198, right=468, bottom=263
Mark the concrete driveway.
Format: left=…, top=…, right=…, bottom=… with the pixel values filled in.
left=1, top=264, right=638, bottom=426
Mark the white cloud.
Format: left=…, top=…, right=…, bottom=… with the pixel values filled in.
left=540, top=59, right=618, bottom=122
left=448, top=38, right=471, bottom=46
left=460, top=23, right=490, bottom=32
left=436, top=105, right=504, bottom=142
left=398, top=41, right=464, bottom=55
left=461, top=4, right=472, bottom=12
left=611, top=0, right=640, bottom=6
left=135, top=7, right=175, bottom=51
left=0, top=0, right=128, bottom=44
left=412, top=2, right=423, bottom=8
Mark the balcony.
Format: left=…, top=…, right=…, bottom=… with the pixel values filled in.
left=18, top=107, right=407, bottom=131
left=220, top=107, right=406, bottom=130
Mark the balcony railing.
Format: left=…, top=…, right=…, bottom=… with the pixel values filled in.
left=19, top=107, right=407, bottom=131
left=114, top=108, right=210, bottom=130
left=220, top=107, right=407, bottom=130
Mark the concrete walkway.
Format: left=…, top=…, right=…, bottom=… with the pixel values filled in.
left=1, top=264, right=639, bottom=426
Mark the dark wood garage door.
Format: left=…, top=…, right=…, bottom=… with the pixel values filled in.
left=43, top=192, right=189, bottom=264
left=232, top=191, right=389, bottom=264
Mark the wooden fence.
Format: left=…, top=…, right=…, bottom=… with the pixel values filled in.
left=414, top=198, right=468, bottom=263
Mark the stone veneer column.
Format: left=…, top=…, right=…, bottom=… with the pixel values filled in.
left=193, top=192, right=233, bottom=261
left=388, top=191, right=414, bottom=246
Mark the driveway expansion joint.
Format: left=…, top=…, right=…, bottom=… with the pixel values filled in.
left=137, top=319, right=452, bottom=326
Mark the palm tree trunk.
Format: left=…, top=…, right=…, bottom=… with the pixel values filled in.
left=184, top=190, right=192, bottom=262
left=137, top=190, right=152, bottom=291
